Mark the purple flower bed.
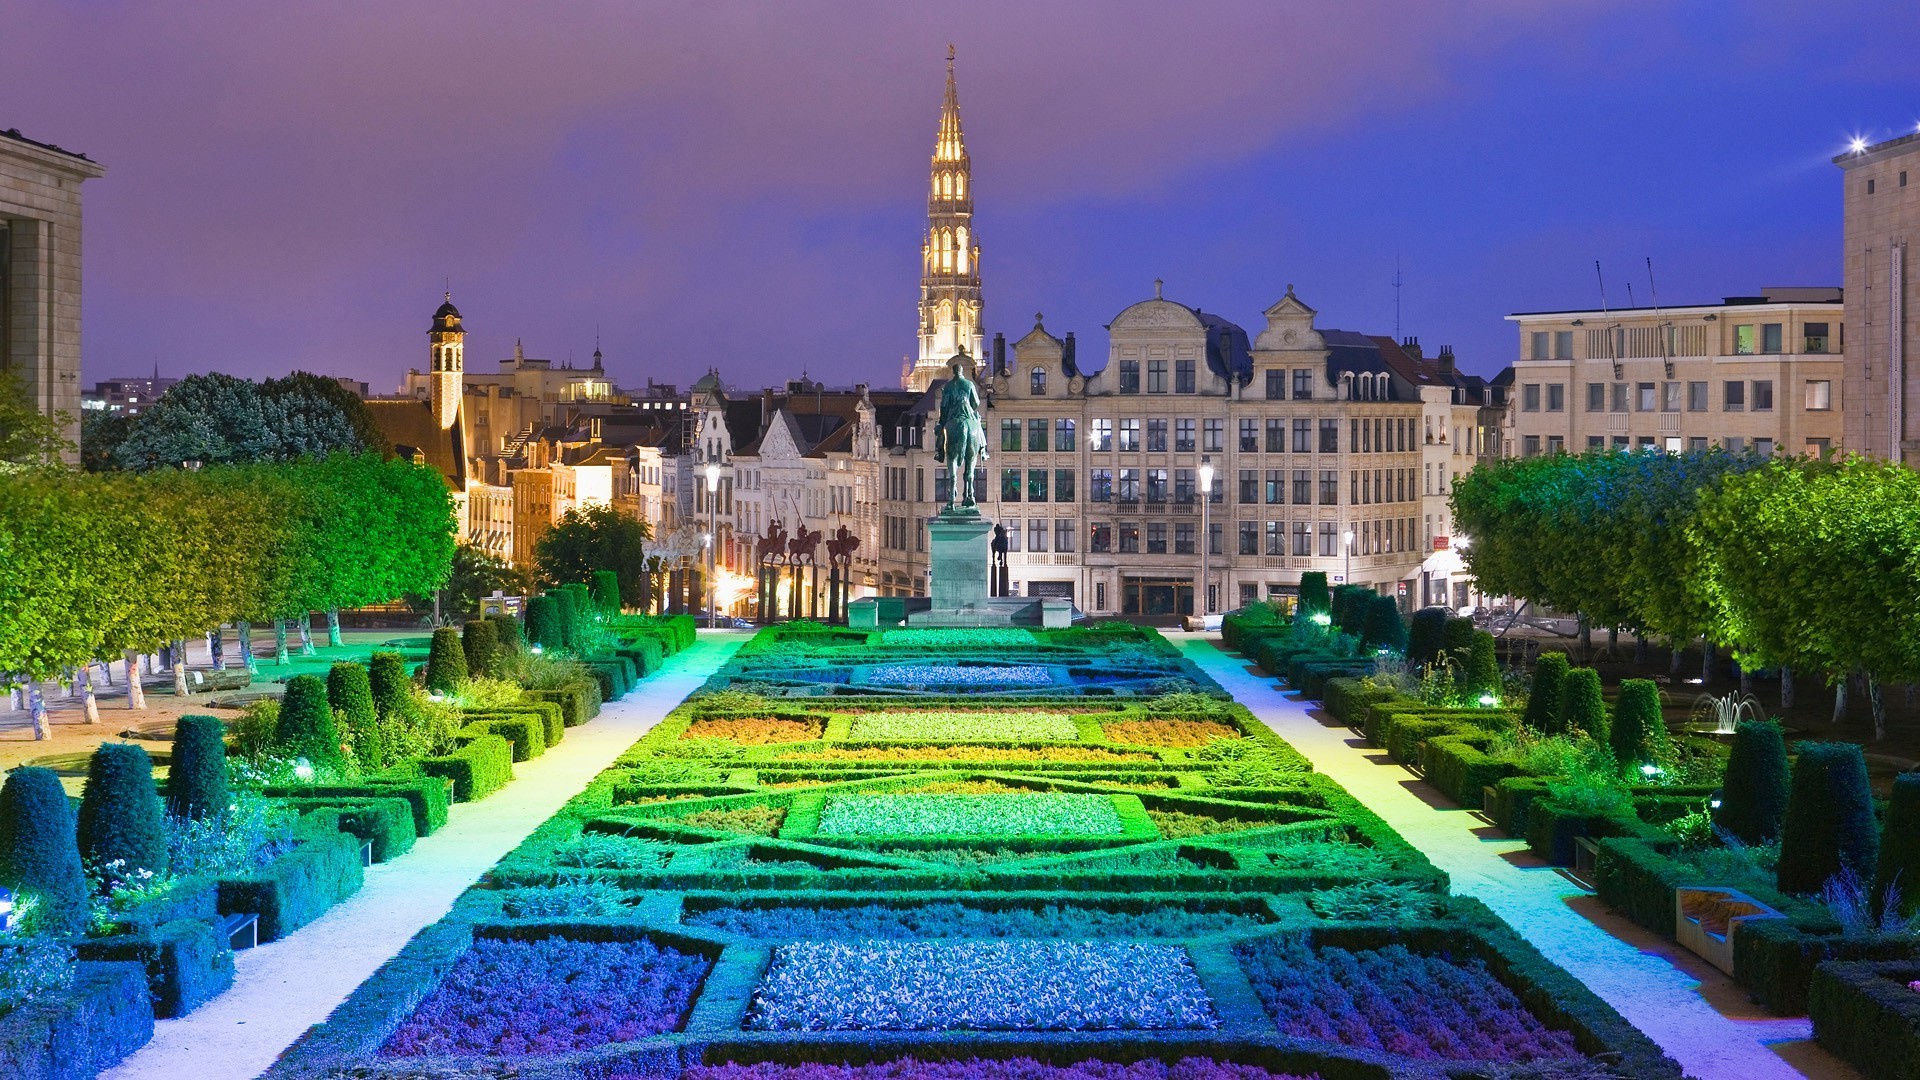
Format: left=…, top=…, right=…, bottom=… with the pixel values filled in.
left=683, top=1059, right=1317, bottom=1080
left=1235, top=937, right=1581, bottom=1063
left=381, top=936, right=711, bottom=1057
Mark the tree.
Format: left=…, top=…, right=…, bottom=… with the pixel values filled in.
left=275, top=673, right=347, bottom=771
left=1610, top=679, right=1669, bottom=773
left=1778, top=741, right=1879, bottom=894
left=0, top=367, right=74, bottom=467
left=167, top=715, right=230, bottom=821
left=327, top=662, right=384, bottom=772
left=433, top=545, right=532, bottom=619
left=1559, top=667, right=1609, bottom=745
left=80, top=409, right=134, bottom=472
left=1523, top=652, right=1570, bottom=733
left=1297, top=572, right=1330, bottom=617
left=533, top=503, right=652, bottom=602
left=77, top=743, right=169, bottom=884
left=108, top=370, right=377, bottom=471
left=1873, top=773, right=1920, bottom=920
left=424, top=627, right=468, bottom=692
left=0, top=766, right=89, bottom=934
left=1716, top=719, right=1791, bottom=845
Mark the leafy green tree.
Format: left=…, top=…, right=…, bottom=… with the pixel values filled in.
left=80, top=409, right=134, bottom=472
left=1778, top=741, right=1879, bottom=894
left=0, top=368, right=74, bottom=467
left=1873, top=773, right=1920, bottom=920
left=432, top=545, right=532, bottom=618
left=0, top=766, right=89, bottom=934
left=166, top=715, right=230, bottom=821
left=77, top=743, right=169, bottom=884
left=1716, top=719, right=1791, bottom=844
left=1522, top=652, right=1570, bottom=733
left=327, top=663, right=384, bottom=772
left=109, top=371, right=378, bottom=471
left=275, top=674, right=347, bottom=771
left=424, top=627, right=468, bottom=692
left=1609, top=680, right=1669, bottom=773
left=533, top=503, right=651, bottom=602
left=1559, top=667, right=1609, bottom=745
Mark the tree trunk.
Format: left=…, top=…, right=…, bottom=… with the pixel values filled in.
left=1832, top=674, right=1849, bottom=725
left=274, top=619, right=291, bottom=666
left=173, top=644, right=190, bottom=698
left=210, top=627, right=225, bottom=669
left=125, top=650, right=146, bottom=710
left=1869, top=675, right=1887, bottom=742
left=29, top=684, right=50, bottom=740
left=1738, top=662, right=1753, bottom=697
left=1780, top=666, right=1793, bottom=710
left=1670, top=641, right=1684, bottom=676
left=299, top=615, right=315, bottom=655
left=1635, top=633, right=1649, bottom=665
left=1578, top=615, right=1592, bottom=658
left=1701, top=641, right=1714, bottom=685
left=327, top=608, right=343, bottom=648
left=80, top=667, right=99, bottom=724
left=238, top=621, right=257, bottom=672
left=9, top=680, right=21, bottom=711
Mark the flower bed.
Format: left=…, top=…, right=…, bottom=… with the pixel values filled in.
left=746, top=941, right=1217, bottom=1031
left=847, top=710, right=1079, bottom=742
left=866, top=663, right=1056, bottom=688
left=1102, top=719, right=1242, bottom=748
left=685, top=900, right=1267, bottom=940
left=1236, top=936, right=1582, bottom=1063
left=793, top=746, right=1153, bottom=763
left=663, top=805, right=788, bottom=836
left=685, top=717, right=824, bottom=744
left=684, top=1058, right=1315, bottom=1080
left=815, top=794, right=1126, bottom=838
left=381, top=936, right=710, bottom=1056
left=879, top=628, right=1038, bottom=648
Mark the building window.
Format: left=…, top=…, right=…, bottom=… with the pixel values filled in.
left=1522, top=383, right=1540, bottom=411
left=1266, top=370, right=1284, bottom=400
left=1546, top=383, right=1565, bottom=412
left=1239, top=418, right=1258, bottom=452
left=1238, top=521, right=1258, bottom=555
left=1175, top=418, right=1196, bottom=452
left=1203, top=418, right=1223, bottom=452
left=1117, top=467, right=1139, bottom=501
left=1031, top=367, right=1048, bottom=395
left=1291, top=520, right=1311, bottom=555
left=1176, top=358, right=1196, bottom=394
left=1055, top=469, right=1075, bottom=502
left=1175, top=522, right=1196, bottom=554
left=1266, top=419, right=1285, bottom=453
left=1145, top=468, right=1168, bottom=503
left=1530, top=331, right=1549, bottom=360
left=1752, top=380, right=1773, bottom=411
left=1587, top=435, right=1605, bottom=450
left=1146, top=522, right=1167, bottom=554
left=1090, top=521, right=1112, bottom=553
left=1293, top=469, right=1311, bottom=504
left=1147, top=359, right=1168, bottom=393
left=1001, top=468, right=1022, bottom=502
left=1804, top=323, right=1830, bottom=354
left=1725, top=436, right=1746, bottom=453
left=1238, top=469, right=1257, bottom=503
left=1208, top=522, right=1222, bottom=555
left=1265, top=469, right=1284, bottom=504
left=1523, top=434, right=1541, bottom=457
left=1319, top=521, right=1338, bottom=557
left=1292, top=418, right=1311, bottom=453
left=1554, top=330, right=1573, bottom=359
left=1091, top=418, right=1112, bottom=451
left=1029, top=518, right=1048, bottom=552
left=1095, top=581, right=1108, bottom=609
left=1688, top=436, right=1708, bottom=452
left=1724, top=380, right=1746, bottom=411
left=1609, top=382, right=1627, bottom=412
left=1636, top=382, right=1656, bottom=412
left=1262, top=520, right=1282, bottom=556
left=1587, top=382, right=1605, bottom=412
left=1119, top=358, right=1140, bottom=393
left=1547, top=435, right=1565, bottom=454
left=1090, top=468, right=1113, bottom=502
left=1868, top=178, right=1876, bottom=194
left=1119, top=523, right=1139, bottom=553
left=1028, top=468, right=1048, bottom=502
left=1319, top=419, right=1339, bottom=453
left=1001, top=419, right=1021, bottom=451
left=1755, top=437, right=1774, bottom=457
left=1175, top=469, right=1196, bottom=504
left=1805, top=379, right=1832, bottom=411
left=1026, top=418, right=1047, bottom=452
left=1662, top=381, right=1681, bottom=412
left=1687, top=381, right=1708, bottom=411
left=1056, top=418, right=1076, bottom=451
left=1761, top=323, right=1783, bottom=354
left=1293, top=369, right=1313, bottom=399
left=1319, top=469, right=1339, bottom=504
left=1734, top=324, right=1754, bottom=355
left=1056, top=519, right=1077, bottom=552
left=1807, top=437, right=1832, bottom=457
left=1146, top=418, right=1168, bottom=452
left=1003, top=520, right=1020, bottom=551
left=1119, top=419, right=1140, bottom=452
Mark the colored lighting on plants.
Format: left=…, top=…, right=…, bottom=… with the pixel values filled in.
left=530, top=644, right=543, bottom=655
left=1478, top=693, right=1498, bottom=707
left=1311, top=613, right=1331, bottom=626
left=293, top=757, right=315, bottom=782
left=1639, top=764, right=1662, bottom=778
left=0, top=886, right=13, bottom=933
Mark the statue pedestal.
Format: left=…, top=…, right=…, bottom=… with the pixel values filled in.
left=928, top=512, right=993, bottom=613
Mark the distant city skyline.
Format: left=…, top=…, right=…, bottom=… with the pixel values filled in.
left=10, top=1, right=1918, bottom=392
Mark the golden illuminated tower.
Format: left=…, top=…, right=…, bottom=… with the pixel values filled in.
left=907, top=46, right=983, bottom=392
left=428, top=292, right=464, bottom=430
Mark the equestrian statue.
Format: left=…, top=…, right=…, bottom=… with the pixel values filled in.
left=934, top=356, right=987, bottom=513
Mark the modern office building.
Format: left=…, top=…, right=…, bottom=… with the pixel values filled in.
left=1835, top=131, right=1920, bottom=464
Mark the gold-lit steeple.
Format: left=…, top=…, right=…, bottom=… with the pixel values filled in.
left=908, top=44, right=984, bottom=391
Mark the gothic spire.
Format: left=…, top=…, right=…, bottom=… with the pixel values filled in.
left=909, top=45, right=983, bottom=391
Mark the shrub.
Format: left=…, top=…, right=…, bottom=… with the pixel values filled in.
left=1463, top=631, right=1500, bottom=699
left=1441, top=615, right=1477, bottom=662
left=1297, top=571, right=1330, bottom=616
left=275, top=673, right=348, bottom=771
left=525, top=595, right=565, bottom=650
left=1610, top=679, right=1669, bottom=772
left=424, top=627, right=468, bottom=692
left=166, top=715, right=230, bottom=821
left=549, top=589, right=580, bottom=649
left=0, top=766, right=89, bottom=935
left=1407, top=607, right=1449, bottom=666
left=216, top=831, right=363, bottom=941
left=1559, top=667, right=1609, bottom=746
left=0, top=960, right=154, bottom=1076
left=327, top=663, right=384, bottom=772
left=77, top=743, right=169, bottom=886
left=367, top=651, right=411, bottom=723
left=488, top=613, right=525, bottom=654
left=1360, top=595, right=1407, bottom=653
left=1331, top=585, right=1369, bottom=634
left=1873, top=772, right=1920, bottom=921
left=1522, top=652, right=1569, bottom=733
left=591, top=569, right=622, bottom=616
left=1778, top=741, right=1880, bottom=895
left=461, top=619, right=499, bottom=679
left=420, top=734, right=514, bottom=801
left=1718, top=719, right=1791, bottom=845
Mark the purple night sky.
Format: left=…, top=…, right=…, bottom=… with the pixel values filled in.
left=10, top=1, right=1918, bottom=393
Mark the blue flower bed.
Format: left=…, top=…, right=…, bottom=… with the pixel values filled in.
left=685, top=1059, right=1316, bottom=1080
left=380, top=936, right=710, bottom=1056
left=1236, top=936, right=1582, bottom=1063
left=685, top=900, right=1266, bottom=940
left=746, top=940, right=1217, bottom=1031
left=867, top=663, right=1055, bottom=688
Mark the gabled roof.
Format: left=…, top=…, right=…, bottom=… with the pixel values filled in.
left=365, top=400, right=466, bottom=490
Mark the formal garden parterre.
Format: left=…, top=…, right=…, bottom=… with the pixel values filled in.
left=268, top=621, right=1682, bottom=1080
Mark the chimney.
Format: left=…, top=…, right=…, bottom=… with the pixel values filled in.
left=992, top=332, right=1006, bottom=376
left=1438, top=346, right=1455, bottom=374
left=1400, top=336, right=1423, bottom=360
left=1062, top=332, right=1078, bottom=377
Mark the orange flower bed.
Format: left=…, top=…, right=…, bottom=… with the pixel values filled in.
left=683, top=717, right=822, bottom=744
left=1102, top=719, right=1242, bottom=748
left=785, top=746, right=1153, bottom=763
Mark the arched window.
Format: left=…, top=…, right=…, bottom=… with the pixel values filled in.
left=955, top=172, right=966, bottom=198
left=1031, top=367, right=1048, bottom=395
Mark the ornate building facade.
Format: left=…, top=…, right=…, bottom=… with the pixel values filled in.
left=906, top=48, right=983, bottom=393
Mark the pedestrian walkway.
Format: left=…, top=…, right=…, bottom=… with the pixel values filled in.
left=1181, top=636, right=1853, bottom=1080
left=103, top=631, right=744, bottom=1080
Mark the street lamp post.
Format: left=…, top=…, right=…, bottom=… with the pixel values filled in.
left=705, top=462, right=722, bottom=629
left=1343, top=528, right=1354, bottom=590
left=1197, top=455, right=1215, bottom=619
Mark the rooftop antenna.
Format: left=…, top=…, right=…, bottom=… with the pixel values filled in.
left=1647, top=257, right=1674, bottom=378
left=1596, top=261, right=1621, bottom=380
left=1393, top=254, right=1403, bottom=340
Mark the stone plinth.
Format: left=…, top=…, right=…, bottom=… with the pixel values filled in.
left=928, top=512, right=993, bottom=613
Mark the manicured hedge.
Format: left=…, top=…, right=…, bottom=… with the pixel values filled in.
left=1810, top=959, right=1920, bottom=1080
left=76, top=916, right=232, bottom=1018
left=528, top=677, right=601, bottom=727
left=464, top=703, right=564, bottom=748
left=1522, top=797, right=1672, bottom=867
left=461, top=716, right=545, bottom=762
left=266, top=774, right=451, bottom=836
left=0, top=960, right=154, bottom=1080
left=0, top=766, right=89, bottom=935
left=420, top=733, right=515, bottom=802
left=282, top=798, right=420, bottom=862
left=216, top=830, right=365, bottom=943
left=1320, top=679, right=1397, bottom=729
left=616, top=637, right=668, bottom=678
left=1419, top=733, right=1521, bottom=808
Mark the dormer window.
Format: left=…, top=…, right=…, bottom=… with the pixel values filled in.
left=1030, top=367, right=1048, bottom=395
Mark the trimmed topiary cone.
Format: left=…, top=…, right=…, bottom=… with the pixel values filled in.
left=1330, top=586, right=1368, bottom=634
left=1523, top=652, right=1569, bottom=734
left=462, top=619, right=499, bottom=679
left=368, top=652, right=410, bottom=723
left=425, top=627, right=468, bottom=693
left=166, top=714, right=230, bottom=821
left=327, top=662, right=384, bottom=772
left=591, top=569, right=622, bottom=617
left=1560, top=667, right=1609, bottom=747
left=489, top=614, right=525, bottom=655
left=1407, top=608, right=1448, bottom=667
left=1297, top=571, right=1330, bottom=617
left=275, top=673, right=348, bottom=772
left=1610, top=679, right=1670, bottom=773
left=548, top=590, right=579, bottom=649
left=1441, top=616, right=1477, bottom=664
left=1716, top=719, right=1791, bottom=845
left=1873, top=772, right=1920, bottom=920
left=1778, top=741, right=1879, bottom=895
left=526, top=595, right=565, bottom=651
left=77, top=742, right=169, bottom=885
left=561, top=583, right=594, bottom=642
left=1361, top=595, right=1407, bottom=653
left=1464, top=631, right=1500, bottom=699
left=0, top=766, right=89, bottom=934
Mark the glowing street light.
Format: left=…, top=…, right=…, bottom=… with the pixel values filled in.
left=1197, top=455, right=1215, bottom=619
left=705, top=462, right=722, bottom=629
left=1342, top=528, right=1354, bottom=588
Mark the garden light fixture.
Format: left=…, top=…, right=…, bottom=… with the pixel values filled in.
left=1478, top=693, right=1498, bottom=707
left=1311, top=613, right=1331, bottom=627
left=294, top=757, right=315, bottom=783
left=0, top=886, right=13, bottom=933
